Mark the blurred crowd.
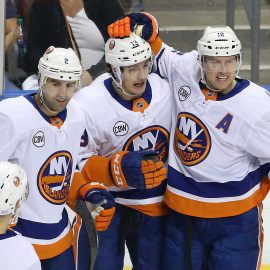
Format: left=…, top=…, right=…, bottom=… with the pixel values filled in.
left=4, top=0, right=144, bottom=91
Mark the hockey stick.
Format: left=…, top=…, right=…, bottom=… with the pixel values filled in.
left=75, top=199, right=99, bottom=270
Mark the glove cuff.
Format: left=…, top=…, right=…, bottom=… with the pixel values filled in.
left=110, top=151, right=129, bottom=189
left=142, top=12, right=159, bottom=43
left=79, top=182, right=107, bottom=199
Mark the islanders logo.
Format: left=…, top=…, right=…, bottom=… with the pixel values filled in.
left=123, top=125, right=169, bottom=162
left=37, top=151, right=73, bottom=204
left=174, top=112, right=211, bottom=166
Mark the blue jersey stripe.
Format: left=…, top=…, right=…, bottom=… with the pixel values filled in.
left=14, top=208, right=69, bottom=240
left=168, top=165, right=263, bottom=198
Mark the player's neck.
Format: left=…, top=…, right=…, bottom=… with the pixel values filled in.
left=112, top=81, right=140, bottom=101
left=34, top=94, right=58, bottom=117
left=202, top=79, right=237, bottom=95
left=0, top=215, right=11, bottom=234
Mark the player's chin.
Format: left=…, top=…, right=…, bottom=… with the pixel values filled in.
left=53, top=103, right=67, bottom=113
left=57, top=100, right=69, bottom=107
left=132, top=82, right=146, bottom=93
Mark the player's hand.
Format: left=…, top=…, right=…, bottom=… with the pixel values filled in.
left=110, top=150, right=167, bottom=190
left=79, top=182, right=115, bottom=231
left=108, top=12, right=159, bottom=43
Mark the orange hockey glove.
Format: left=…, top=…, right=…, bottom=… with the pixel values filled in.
left=79, top=182, right=115, bottom=231
left=110, top=150, right=167, bottom=189
left=108, top=12, right=159, bottom=43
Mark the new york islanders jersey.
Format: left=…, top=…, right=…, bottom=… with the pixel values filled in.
left=0, top=95, right=87, bottom=259
left=0, top=229, right=41, bottom=270
left=155, top=44, right=270, bottom=218
left=75, top=73, right=172, bottom=216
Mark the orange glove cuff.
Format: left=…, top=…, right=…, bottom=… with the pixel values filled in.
left=110, top=151, right=129, bottom=189
left=78, top=182, right=107, bottom=199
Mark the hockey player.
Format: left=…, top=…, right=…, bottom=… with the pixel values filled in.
left=0, top=161, right=41, bottom=270
left=108, top=13, right=270, bottom=270
left=0, top=46, right=116, bottom=270
left=73, top=33, right=171, bottom=270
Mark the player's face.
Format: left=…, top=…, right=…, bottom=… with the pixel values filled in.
left=203, top=56, right=238, bottom=94
left=41, top=78, right=77, bottom=113
left=121, top=59, right=151, bottom=98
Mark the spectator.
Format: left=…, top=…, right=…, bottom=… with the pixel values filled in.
left=5, top=0, right=21, bottom=91
left=5, top=0, right=19, bottom=53
left=23, top=0, right=124, bottom=88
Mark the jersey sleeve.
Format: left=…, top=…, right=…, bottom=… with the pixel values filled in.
left=77, top=127, right=99, bottom=170
left=75, top=91, right=116, bottom=188
left=153, top=41, right=200, bottom=87
left=0, top=112, right=18, bottom=160
left=244, top=111, right=270, bottom=178
left=154, top=42, right=181, bottom=78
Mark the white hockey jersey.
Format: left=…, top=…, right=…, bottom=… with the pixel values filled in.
left=0, top=95, right=87, bottom=259
left=155, top=44, right=270, bottom=218
left=75, top=73, right=172, bottom=216
left=0, top=229, right=41, bottom=270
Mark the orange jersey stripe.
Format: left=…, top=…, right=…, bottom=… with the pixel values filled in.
left=67, top=172, right=88, bottom=212
left=33, top=227, right=73, bottom=260
left=164, top=177, right=270, bottom=218
left=256, top=204, right=264, bottom=270
left=72, top=215, right=82, bottom=265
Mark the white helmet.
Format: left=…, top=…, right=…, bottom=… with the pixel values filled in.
left=105, top=33, right=153, bottom=88
left=0, top=161, right=28, bottom=215
left=197, top=26, right=242, bottom=90
left=197, top=26, right=242, bottom=58
left=38, top=46, right=82, bottom=87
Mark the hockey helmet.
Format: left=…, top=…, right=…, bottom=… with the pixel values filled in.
left=197, top=26, right=242, bottom=84
left=197, top=26, right=242, bottom=59
left=105, top=33, right=153, bottom=86
left=38, top=46, right=82, bottom=87
left=0, top=161, right=28, bottom=215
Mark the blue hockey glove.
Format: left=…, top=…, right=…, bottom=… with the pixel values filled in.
left=79, top=182, right=115, bottom=231
left=108, top=12, right=159, bottom=43
left=110, top=150, right=167, bottom=190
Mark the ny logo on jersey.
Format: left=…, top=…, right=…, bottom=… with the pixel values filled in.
left=37, top=151, right=73, bottom=204
left=49, top=156, right=70, bottom=175
left=174, top=112, right=211, bottom=166
left=133, top=132, right=159, bottom=150
left=123, top=126, right=169, bottom=162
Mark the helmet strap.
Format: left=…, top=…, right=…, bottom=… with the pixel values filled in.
left=37, top=87, right=60, bottom=116
left=110, top=66, right=138, bottom=98
left=112, top=77, right=138, bottom=98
